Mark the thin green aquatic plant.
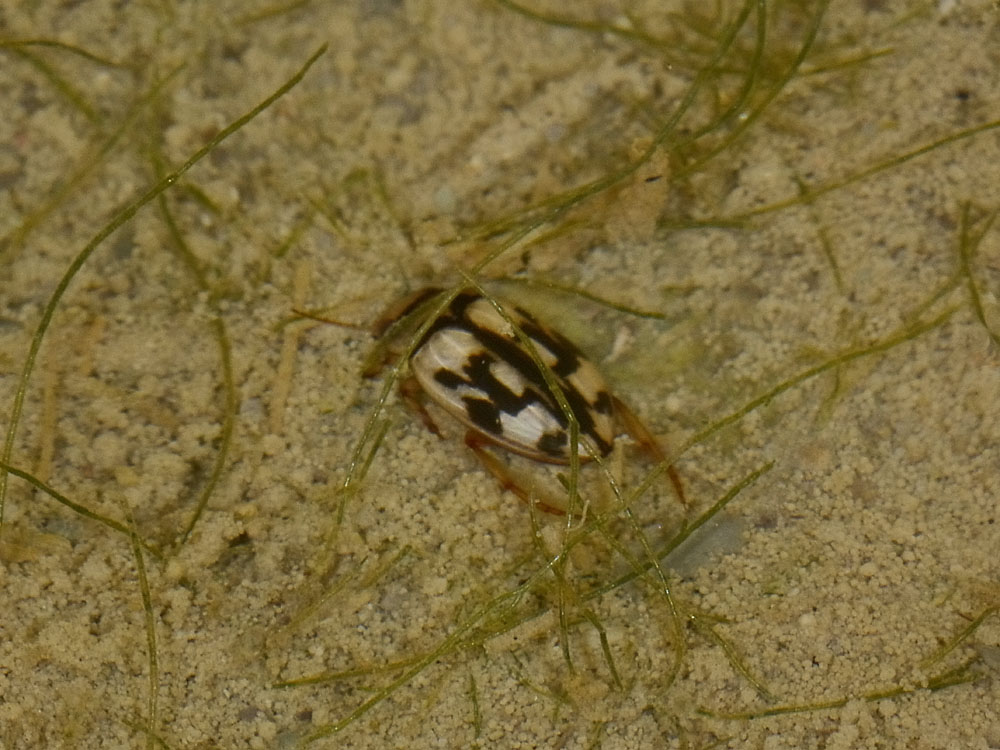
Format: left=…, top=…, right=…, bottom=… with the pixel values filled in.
left=148, top=170, right=239, bottom=546
left=457, top=0, right=764, bottom=245
left=0, top=53, right=183, bottom=264
left=0, top=462, right=162, bottom=558
left=0, top=38, right=127, bottom=68
left=0, top=45, right=327, bottom=545
left=0, top=42, right=326, bottom=748
left=295, top=209, right=984, bottom=739
left=118, top=495, right=160, bottom=750
left=920, top=605, right=999, bottom=672
left=734, top=116, right=1000, bottom=223
left=955, top=202, right=1000, bottom=347
left=276, top=461, right=773, bottom=741
left=625, top=295, right=959, bottom=516
left=699, top=657, right=983, bottom=721
left=272, top=3, right=1000, bottom=744
left=5, top=45, right=100, bottom=122
left=8, top=0, right=1000, bottom=746
left=467, top=670, right=482, bottom=741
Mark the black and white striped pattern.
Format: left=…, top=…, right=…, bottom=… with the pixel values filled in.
left=406, top=290, right=616, bottom=463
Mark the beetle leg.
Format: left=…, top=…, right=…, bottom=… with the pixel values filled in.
left=401, top=376, right=562, bottom=512
left=464, top=431, right=567, bottom=515
left=612, top=396, right=687, bottom=507
left=399, top=375, right=444, bottom=437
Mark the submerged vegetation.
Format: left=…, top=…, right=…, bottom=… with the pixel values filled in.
left=1, top=1, right=998, bottom=747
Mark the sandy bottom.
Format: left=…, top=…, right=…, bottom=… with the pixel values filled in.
left=1, top=1, right=999, bottom=748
